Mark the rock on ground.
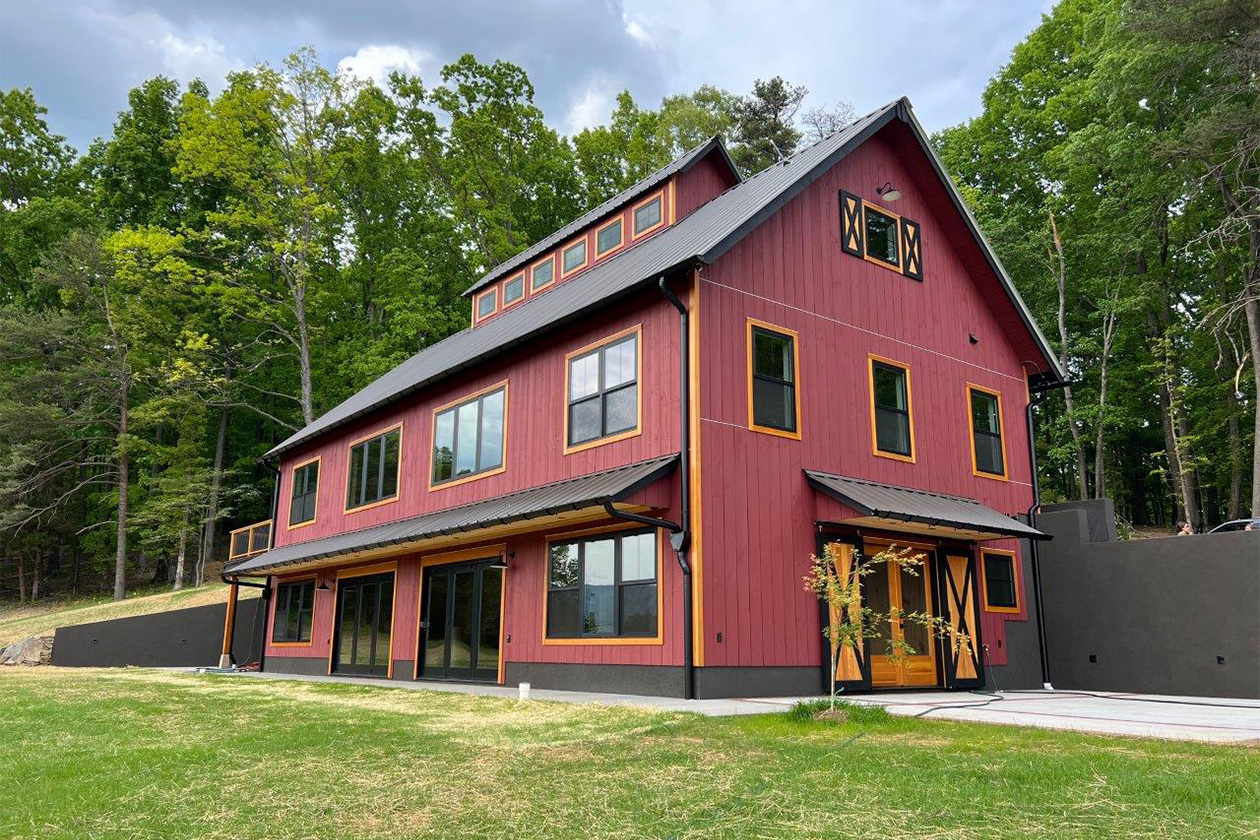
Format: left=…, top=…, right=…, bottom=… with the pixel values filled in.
left=0, top=635, right=54, bottom=666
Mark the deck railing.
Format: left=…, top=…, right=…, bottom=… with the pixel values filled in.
left=228, top=520, right=272, bottom=561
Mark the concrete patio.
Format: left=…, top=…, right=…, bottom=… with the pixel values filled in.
left=194, top=668, right=1260, bottom=744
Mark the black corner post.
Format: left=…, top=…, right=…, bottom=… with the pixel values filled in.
left=1025, top=387, right=1055, bottom=691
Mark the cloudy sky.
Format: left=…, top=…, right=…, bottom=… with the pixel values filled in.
left=1, top=0, right=1056, bottom=154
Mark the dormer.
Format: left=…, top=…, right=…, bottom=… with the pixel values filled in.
left=465, top=137, right=740, bottom=327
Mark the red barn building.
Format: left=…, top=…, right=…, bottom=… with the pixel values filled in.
left=222, top=98, right=1064, bottom=698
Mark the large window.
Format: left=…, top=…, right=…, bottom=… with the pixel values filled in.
left=870, top=357, right=913, bottom=460
left=272, top=579, right=315, bottom=644
left=531, top=256, right=555, bottom=291
left=633, top=193, right=664, bottom=236
left=346, top=426, right=401, bottom=510
left=982, top=550, right=1020, bottom=612
left=596, top=218, right=623, bottom=256
left=566, top=329, right=639, bottom=449
left=968, top=386, right=1007, bottom=478
left=864, top=205, right=900, bottom=266
left=748, top=320, right=799, bottom=437
left=561, top=239, right=588, bottom=276
left=547, top=529, right=658, bottom=639
left=431, top=385, right=507, bottom=486
left=289, top=458, right=320, bottom=527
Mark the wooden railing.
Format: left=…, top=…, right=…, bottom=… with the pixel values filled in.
left=228, top=520, right=272, bottom=561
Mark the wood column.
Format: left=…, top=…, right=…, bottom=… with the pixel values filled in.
left=219, top=581, right=239, bottom=668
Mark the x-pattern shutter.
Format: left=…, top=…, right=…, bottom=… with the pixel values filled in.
left=821, top=540, right=871, bottom=693
left=939, top=552, right=983, bottom=689
left=900, top=217, right=923, bottom=280
left=838, top=191, right=864, bottom=257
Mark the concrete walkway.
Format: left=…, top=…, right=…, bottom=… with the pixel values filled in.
left=194, top=669, right=1260, bottom=744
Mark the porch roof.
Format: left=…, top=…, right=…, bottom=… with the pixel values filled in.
left=224, top=454, right=678, bottom=576
left=805, top=470, right=1048, bottom=542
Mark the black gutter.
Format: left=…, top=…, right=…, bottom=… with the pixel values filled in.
left=1025, top=378, right=1070, bottom=690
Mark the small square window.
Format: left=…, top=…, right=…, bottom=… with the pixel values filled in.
left=562, top=239, right=588, bottom=275
left=633, top=195, right=663, bottom=236
left=503, top=274, right=524, bottom=305
left=983, top=551, right=1019, bottom=612
left=596, top=218, right=623, bottom=256
left=864, top=206, right=899, bottom=267
left=476, top=288, right=497, bottom=320
left=531, top=258, right=555, bottom=291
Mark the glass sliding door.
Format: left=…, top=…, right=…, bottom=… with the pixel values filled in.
left=419, top=560, right=502, bottom=682
left=333, top=572, right=395, bottom=677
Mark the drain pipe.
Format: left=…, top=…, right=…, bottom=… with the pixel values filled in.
left=1025, top=382, right=1066, bottom=691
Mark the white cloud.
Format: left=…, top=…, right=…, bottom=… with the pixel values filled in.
left=156, top=31, right=238, bottom=82
left=337, top=45, right=429, bottom=88
left=622, top=12, right=651, bottom=45
left=565, top=77, right=616, bottom=134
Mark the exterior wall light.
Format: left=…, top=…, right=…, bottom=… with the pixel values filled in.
left=877, top=182, right=902, bottom=201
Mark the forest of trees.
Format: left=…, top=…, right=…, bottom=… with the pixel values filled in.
left=0, top=0, right=1255, bottom=603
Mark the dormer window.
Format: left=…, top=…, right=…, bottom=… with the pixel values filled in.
left=632, top=193, right=664, bottom=237
left=475, top=288, right=498, bottom=322
left=531, top=256, right=555, bottom=292
left=596, top=218, right=624, bottom=257
left=561, top=238, right=588, bottom=277
left=503, top=273, right=524, bottom=307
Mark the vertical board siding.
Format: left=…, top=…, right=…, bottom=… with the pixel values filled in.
left=675, top=153, right=739, bottom=219
left=698, top=130, right=1037, bottom=669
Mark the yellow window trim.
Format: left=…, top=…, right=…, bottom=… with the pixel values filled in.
left=530, top=254, right=556, bottom=292
left=745, top=317, right=802, bottom=441
left=562, top=324, right=644, bottom=456
left=326, top=561, right=398, bottom=678
left=980, top=548, right=1022, bottom=613
left=966, top=382, right=1010, bottom=481
left=559, top=235, right=590, bottom=279
left=268, top=573, right=318, bottom=648
left=344, top=421, right=405, bottom=513
left=867, top=354, right=916, bottom=463
left=286, top=454, right=322, bottom=530
left=501, top=273, right=526, bottom=310
left=427, top=379, right=510, bottom=492
left=631, top=189, right=667, bottom=239
left=594, top=215, right=626, bottom=259
left=473, top=286, right=499, bottom=325
left=541, top=524, right=665, bottom=646
left=861, top=199, right=904, bottom=274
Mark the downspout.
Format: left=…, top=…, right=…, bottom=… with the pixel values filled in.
left=604, top=273, right=694, bottom=699
left=1025, top=382, right=1066, bottom=691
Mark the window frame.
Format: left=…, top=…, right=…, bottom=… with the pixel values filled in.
left=271, top=576, right=316, bottom=646
left=474, top=287, right=499, bottom=324
left=980, top=548, right=1021, bottom=613
left=595, top=216, right=625, bottom=258
left=631, top=190, right=666, bottom=238
left=746, top=317, right=802, bottom=440
left=287, top=455, right=321, bottom=529
left=861, top=200, right=903, bottom=272
left=530, top=254, right=556, bottom=292
left=344, top=422, right=404, bottom=513
left=542, top=525, right=663, bottom=645
left=563, top=324, right=643, bottom=455
left=966, top=383, right=1009, bottom=480
left=867, top=355, right=916, bottom=463
left=502, top=272, right=526, bottom=309
left=560, top=236, right=589, bottom=279
left=428, top=381, right=509, bottom=490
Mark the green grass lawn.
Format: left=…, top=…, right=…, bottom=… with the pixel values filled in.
left=1, top=669, right=1255, bottom=839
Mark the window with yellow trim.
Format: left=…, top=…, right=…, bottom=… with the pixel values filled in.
left=596, top=218, right=623, bottom=256
left=750, top=325, right=798, bottom=434
left=475, top=288, right=497, bottom=320
left=547, top=529, right=657, bottom=638
left=633, top=195, right=663, bottom=236
left=567, top=332, right=637, bottom=447
left=289, top=459, right=319, bottom=525
left=346, top=427, right=400, bottom=509
left=561, top=239, right=588, bottom=275
left=272, top=579, right=315, bottom=643
left=864, top=205, right=900, bottom=267
left=871, top=360, right=912, bottom=458
left=969, top=387, right=1006, bottom=476
left=982, top=551, right=1020, bottom=611
left=503, top=273, right=524, bottom=306
left=531, top=257, right=555, bottom=291
left=432, top=387, right=505, bottom=485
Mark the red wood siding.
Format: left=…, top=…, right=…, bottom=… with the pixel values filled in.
left=675, top=152, right=739, bottom=219
left=696, top=125, right=1036, bottom=669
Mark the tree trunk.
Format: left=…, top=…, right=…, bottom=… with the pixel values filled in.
left=113, top=377, right=130, bottom=601
left=295, top=285, right=314, bottom=425
left=1093, top=307, right=1118, bottom=500
left=1050, top=213, right=1089, bottom=498
left=1228, top=412, right=1243, bottom=520
left=200, top=407, right=229, bottom=575
left=173, top=508, right=189, bottom=592
left=16, top=552, right=27, bottom=603
left=30, top=553, right=42, bottom=601
left=1246, top=291, right=1260, bottom=517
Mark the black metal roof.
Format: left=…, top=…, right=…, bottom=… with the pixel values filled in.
left=266, top=97, right=1062, bottom=460
left=463, top=135, right=740, bottom=297
left=225, top=454, right=678, bottom=575
left=805, top=469, right=1047, bottom=541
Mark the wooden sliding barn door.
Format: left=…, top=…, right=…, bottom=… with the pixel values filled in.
left=938, top=551, right=984, bottom=690
left=820, top=540, right=871, bottom=693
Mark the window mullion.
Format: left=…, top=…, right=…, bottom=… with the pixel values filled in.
left=576, top=542, right=587, bottom=638
left=473, top=397, right=483, bottom=472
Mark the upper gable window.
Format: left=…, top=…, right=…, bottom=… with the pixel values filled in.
left=968, top=385, right=1007, bottom=479
left=561, top=239, right=588, bottom=277
left=596, top=218, right=624, bottom=257
left=503, top=273, right=525, bottom=307
left=432, top=385, right=506, bottom=487
left=633, top=194, right=664, bottom=237
left=864, top=206, right=899, bottom=267
left=531, top=256, right=555, bottom=292
left=475, top=288, right=498, bottom=321
left=346, top=425, right=401, bottom=511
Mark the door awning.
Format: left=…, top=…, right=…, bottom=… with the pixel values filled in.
left=805, top=469, right=1048, bottom=541
left=225, top=454, right=678, bottom=576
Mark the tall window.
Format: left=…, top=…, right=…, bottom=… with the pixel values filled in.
left=596, top=218, right=623, bottom=256
left=346, top=426, right=401, bottom=510
left=982, top=550, right=1020, bottom=612
left=476, top=288, right=497, bottom=321
left=863, top=205, right=899, bottom=266
left=968, top=386, right=1006, bottom=478
left=503, top=273, right=524, bottom=306
left=432, top=385, right=507, bottom=486
left=870, top=358, right=913, bottom=460
left=289, top=458, right=320, bottom=526
left=566, top=330, right=638, bottom=449
left=547, top=529, right=657, bottom=639
left=748, top=321, right=799, bottom=437
left=561, top=239, right=588, bottom=276
left=531, top=257, right=555, bottom=291
left=272, top=579, right=315, bottom=643
left=633, top=193, right=663, bottom=236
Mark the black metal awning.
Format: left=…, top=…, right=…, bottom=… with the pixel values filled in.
left=805, top=469, right=1048, bottom=541
left=225, top=454, right=678, bottom=576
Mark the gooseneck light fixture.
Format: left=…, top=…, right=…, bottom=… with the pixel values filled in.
left=876, top=182, right=902, bottom=201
